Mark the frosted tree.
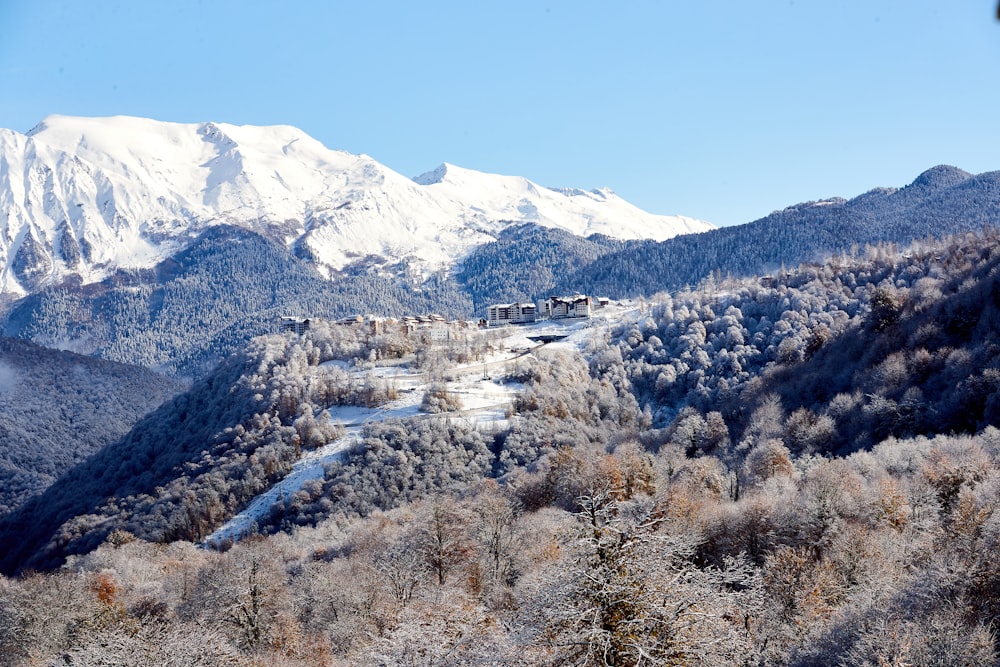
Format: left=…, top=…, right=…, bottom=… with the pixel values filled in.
left=529, top=490, right=763, bottom=666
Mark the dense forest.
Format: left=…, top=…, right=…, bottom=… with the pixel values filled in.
left=556, top=165, right=1000, bottom=298
left=0, top=320, right=411, bottom=573
left=7, top=227, right=1000, bottom=664
left=0, top=338, right=184, bottom=516
left=455, top=224, right=635, bottom=314
left=3, top=225, right=472, bottom=378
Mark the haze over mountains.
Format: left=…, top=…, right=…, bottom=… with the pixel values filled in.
left=0, top=114, right=711, bottom=295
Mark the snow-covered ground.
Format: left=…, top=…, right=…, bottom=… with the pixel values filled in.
left=203, top=306, right=642, bottom=547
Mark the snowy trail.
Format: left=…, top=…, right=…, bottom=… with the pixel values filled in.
left=203, top=428, right=362, bottom=546
left=203, top=349, right=524, bottom=547
left=201, top=310, right=635, bottom=547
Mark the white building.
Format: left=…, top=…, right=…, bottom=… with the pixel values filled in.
left=545, top=295, right=593, bottom=319
left=425, top=325, right=451, bottom=342
left=487, top=302, right=538, bottom=327
left=280, top=317, right=312, bottom=335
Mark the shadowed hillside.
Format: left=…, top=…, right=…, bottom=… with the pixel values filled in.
left=3, top=225, right=472, bottom=377
left=0, top=338, right=183, bottom=516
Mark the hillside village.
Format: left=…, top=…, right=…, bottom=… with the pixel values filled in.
left=13, top=230, right=1000, bottom=665
left=188, top=296, right=637, bottom=546
left=281, top=294, right=613, bottom=342
left=208, top=300, right=629, bottom=547
left=2, top=0, right=999, bottom=661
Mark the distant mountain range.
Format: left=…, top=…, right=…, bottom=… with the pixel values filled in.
left=2, top=115, right=999, bottom=380
left=554, top=165, right=1000, bottom=297
left=0, top=114, right=711, bottom=296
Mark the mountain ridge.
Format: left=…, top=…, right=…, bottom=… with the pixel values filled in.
left=555, top=164, right=1000, bottom=298
left=0, top=114, right=712, bottom=296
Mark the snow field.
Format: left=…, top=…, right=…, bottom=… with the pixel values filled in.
left=202, top=310, right=642, bottom=546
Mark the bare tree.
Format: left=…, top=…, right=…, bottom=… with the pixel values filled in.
left=415, top=500, right=473, bottom=587
left=529, top=490, right=763, bottom=666
left=474, top=482, right=522, bottom=595
left=179, top=541, right=296, bottom=653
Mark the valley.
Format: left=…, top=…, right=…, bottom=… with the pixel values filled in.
left=3, top=115, right=1000, bottom=665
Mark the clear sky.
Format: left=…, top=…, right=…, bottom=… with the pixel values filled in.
left=1, top=1, right=998, bottom=227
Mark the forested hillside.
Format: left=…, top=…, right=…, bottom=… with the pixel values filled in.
left=456, top=223, right=635, bottom=313
left=9, top=224, right=1000, bottom=663
left=0, top=338, right=183, bottom=516
left=0, top=319, right=410, bottom=573
left=4, top=166, right=998, bottom=382
left=557, top=165, right=1000, bottom=297
left=613, top=229, right=1000, bottom=460
left=234, top=228, right=1000, bottom=537
left=3, top=225, right=472, bottom=377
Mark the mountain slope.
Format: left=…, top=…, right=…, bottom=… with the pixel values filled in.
left=558, top=165, right=1000, bottom=297
left=0, top=347, right=264, bottom=574
left=3, top=225, right=473, bottom=377
left=412, top=162, right=710, bottom=242
left=0, top=337, right=183, bottom=515
left=455, top=223, right=639, bottom=314
left=0, top=115, right=711, bottom=295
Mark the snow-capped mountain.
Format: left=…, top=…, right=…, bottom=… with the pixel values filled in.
left=0, top=114, right=712, bottom=295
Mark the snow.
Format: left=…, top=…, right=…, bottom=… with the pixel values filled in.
left=411, top=161, right=711, bottom=242
left=202, top=308, right=641, bottom=547
left=1, top=114, right=714, bottom=295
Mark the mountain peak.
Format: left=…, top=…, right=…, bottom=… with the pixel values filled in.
left=0, top=114, right=712, bottom=295
left=910, top=165, right=972, bottom=189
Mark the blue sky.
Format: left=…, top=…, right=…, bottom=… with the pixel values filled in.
left=1, top=1, right=998, bottom=227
